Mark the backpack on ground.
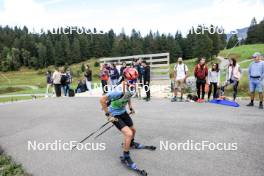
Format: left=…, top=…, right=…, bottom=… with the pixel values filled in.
left=187, top=94, right=198, bottom=102
left=69, top=89, right=75, bottom=97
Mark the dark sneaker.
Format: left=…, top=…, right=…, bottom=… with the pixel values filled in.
left=259, top=103, right=263, bottom=109
left=246, top=102, right=254, bottom=107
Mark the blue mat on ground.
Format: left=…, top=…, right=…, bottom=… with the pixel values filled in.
left=209, top=99, right=240, bottom=107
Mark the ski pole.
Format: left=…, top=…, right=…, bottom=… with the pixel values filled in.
left=71, top=112, right=135, bottom=150
left=71, top=120, right=113, bottom=150
left=93, top=111, right=135, bottom=140
left=94, top=124, right=115, bottom=139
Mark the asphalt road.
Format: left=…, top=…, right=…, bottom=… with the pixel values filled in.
left=0, top=97, right=263, bottom=176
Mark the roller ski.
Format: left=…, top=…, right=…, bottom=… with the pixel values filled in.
left=122, top=140, right=156, bottom=151
left=120, top=155, right=148, bottom=176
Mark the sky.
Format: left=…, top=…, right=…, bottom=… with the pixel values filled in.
left=0, top=0, right=263, bottom=36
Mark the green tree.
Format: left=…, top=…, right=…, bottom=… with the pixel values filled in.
left=61, top=34, right=71, bottom=64
left=21, top=49, right=31, bottom=66
left=208, top=25, right=220, bottom=57
left=246, top=17, right=258, bottom=44
left=37, top=43, right=47, bottom=68
left=185, top=28, right=196, bottom=59
left=71, top=37, right=81, bottom=63
left=78, top=35, right=90, bottom=59
left=226, top=34, right=239, bottom=49
left=193, top=26, right=213, bottom=59
left=54, top=40, right=64, bottom=66
left=45, top=37, right=55, bottom=66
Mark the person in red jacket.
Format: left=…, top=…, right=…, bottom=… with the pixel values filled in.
left=194, top=57, right=208, bottom=100
left=100, top=63, right=110, bottom=94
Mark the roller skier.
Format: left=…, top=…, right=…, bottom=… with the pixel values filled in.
left=100, top=67, right=156, bottom=176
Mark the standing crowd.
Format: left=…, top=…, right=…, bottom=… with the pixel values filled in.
left=46, top=67, right=73, bottom=97
left=45, top=58, right=151, bottom=101
left=171, top=52, right=264, bottom=109
left=45, top=53, right=263, bottom=109
left=99, top=58, right=151, bottom=101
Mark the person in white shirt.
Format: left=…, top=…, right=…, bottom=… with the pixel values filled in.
left=208, top=63, right=221, bottom=100
left=52, top=68, right=62, bottom=97
left=171, top=57, right=188, bottom=102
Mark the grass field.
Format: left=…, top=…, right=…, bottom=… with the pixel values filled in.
left=0, top=59, right=101, bottom=96
left=219, top=44, right=264, bottom=66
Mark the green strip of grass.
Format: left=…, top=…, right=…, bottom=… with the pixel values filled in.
left=0, top=151, right=30, bottom=176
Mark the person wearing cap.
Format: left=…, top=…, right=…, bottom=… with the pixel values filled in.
left=171, top=57, right=189, bottom=102
left=247, top=52, right=264, bottom=109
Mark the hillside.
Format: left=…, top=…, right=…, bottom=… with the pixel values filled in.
left=219, top=44, right=264, bottom=68
left=219, top=44, right=264, bottom=59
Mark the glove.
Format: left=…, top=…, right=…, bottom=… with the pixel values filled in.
left=107, top=116, right=118, bottom=122
left=106, top=112, right=117, bottom=121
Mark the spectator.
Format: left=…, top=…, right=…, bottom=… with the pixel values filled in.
left=45, top=70, right=53, bottom=98
left=194, top=57, right=208, bottom=100
left=120, top=62, right=127, bottom=78
left=208, top=63, right=221, bottom=100
left=75, top=79, right=87, bottom=93
left=117, top=62, right=128, bottom=84
left=131, top=59, right=137, bottom=68
left=246, top=52, right=264, bottom=109
left=60, top=68, right=69, bottom=96
left=84, top=65, right=92, bottom=94
left=136, top=58, right=143, bottom=84
left=52, top=68, right=62, bottom=97
left=136, top=58, right=144, bottom=98
left=171, top=57, right=189, bottom=102
left=65, top=69, right=72, bottom=95
left=109, top=63, right=119, bottom=89
left=142, top=61, right=150, bottom=101
left=221, top=58, right=242, bottom=101
left=100, top=63, right=110, bottom=94
left=116, top=62, right=122, bottom=75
